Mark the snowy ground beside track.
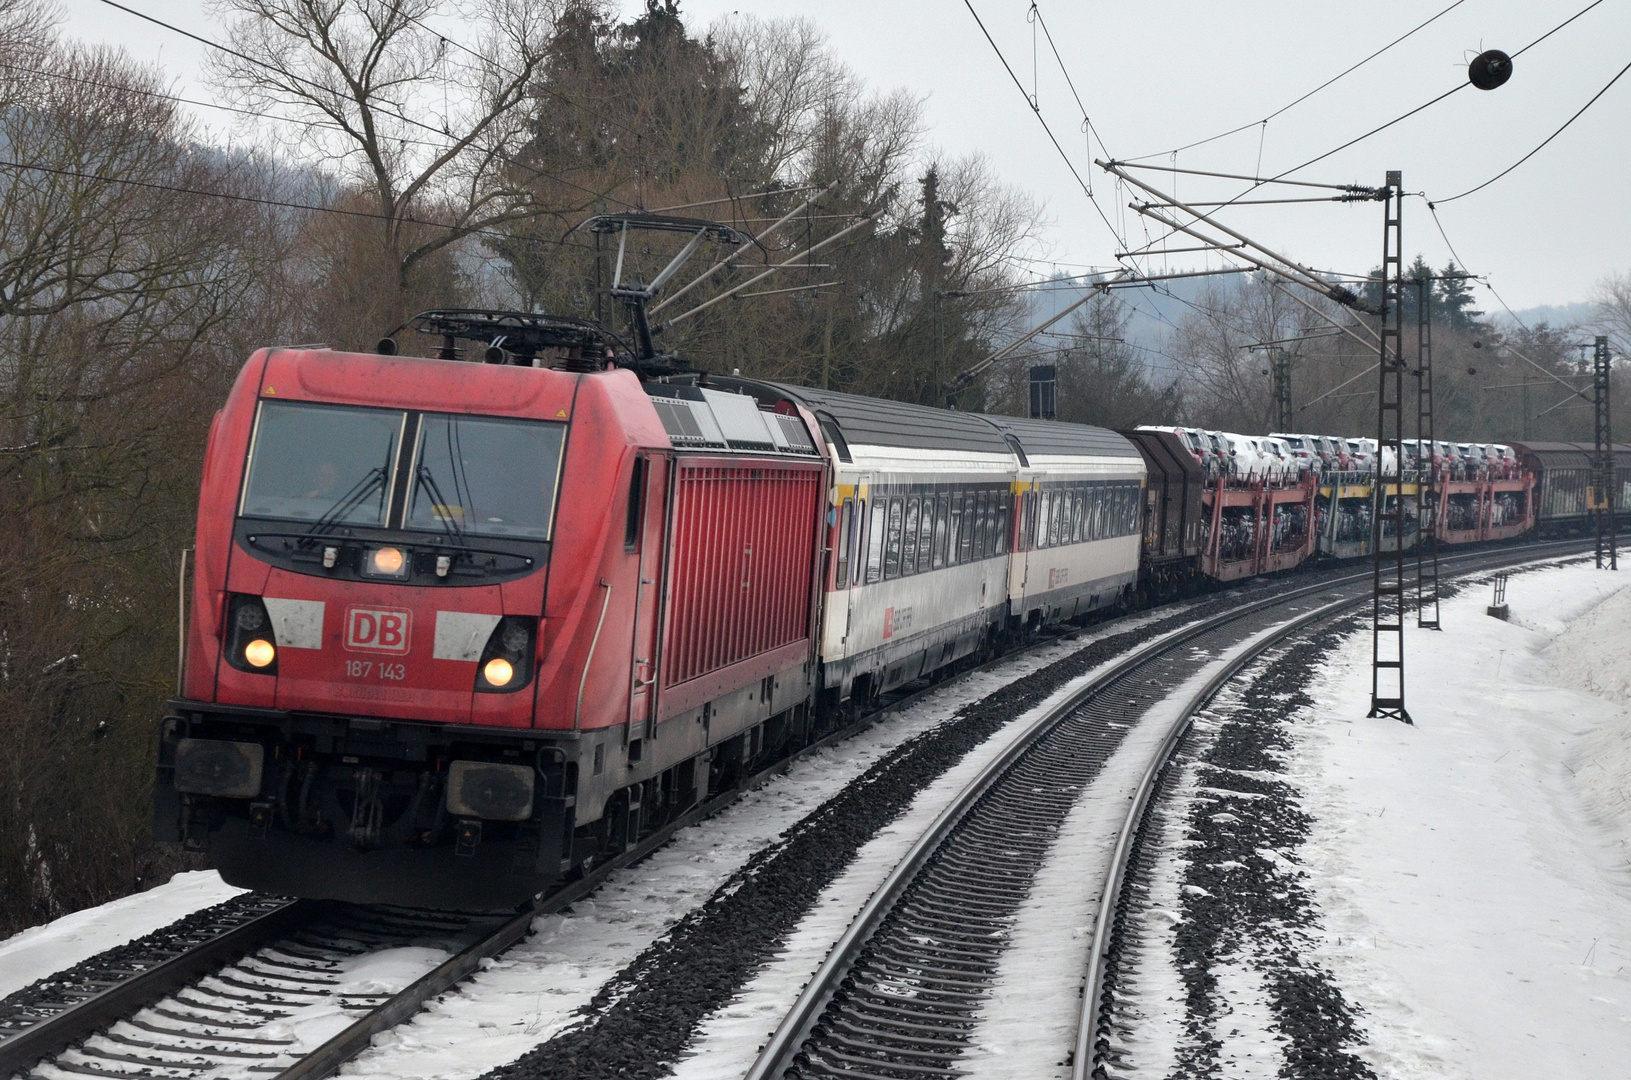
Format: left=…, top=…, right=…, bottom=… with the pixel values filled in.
left=0, top=871, right=246, bottom=999
left=1294, top=561, right=1631, bottom=1078
left=338, top=603, right=1203, bottom=1080
left=0, top=600, right=1203, bottom=1079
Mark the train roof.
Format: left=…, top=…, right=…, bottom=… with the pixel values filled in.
left=1511, top=441, right=1631, bottom=467
left=701, top=377, right=1138, bottom=462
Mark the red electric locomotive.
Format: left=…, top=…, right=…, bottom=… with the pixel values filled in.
left=156, top=311, right=828, bottom=908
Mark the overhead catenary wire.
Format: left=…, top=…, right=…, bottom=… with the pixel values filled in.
left=649, top=181, right=842, bottom=314
left=1123, top=1, right=1616, bottom=257
left=661, top=213, right=878, bottom=326
left=1435, top=55, right=1631, bottom=204
left=0, top=154, right=566, bottom=244
left=0, top=53, right=633, bottom=215
left=734, top=281, right=842, bottom=300
left=1423, top=200, right=1602, bottom=404
left=959, top=0, right=1125, bottom=248
left=1126, top=0, right=1473, bottom=162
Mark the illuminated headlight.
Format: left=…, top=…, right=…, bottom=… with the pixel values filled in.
left=225, top=594, right=278, bottom=675
left=364, top=546, right=409, bottom=579
left=475, top=617, right=536, bottom=693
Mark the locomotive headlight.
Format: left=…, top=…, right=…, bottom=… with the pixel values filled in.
left=475, top=616, right=536, bottom=693
left=367, top=546, right=407, bottom=577
left=225, top=594, right=279, bottom=675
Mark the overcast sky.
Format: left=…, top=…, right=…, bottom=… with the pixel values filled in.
left=62, top=0, right=1630, bottom=311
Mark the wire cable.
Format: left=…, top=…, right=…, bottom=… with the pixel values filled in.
left=0, top=153, right=588, bottom=247
left=1127, top=0, right=1473, bottom=162
left=960, top=0, right=1125, bottom=248
left=1436, top=55, right=1631, bottom=204
left=91, top=0, right=638, bottom=212
left=1122, top=0, right=1618, bottom=259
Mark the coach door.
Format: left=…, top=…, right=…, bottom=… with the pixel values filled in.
left=627, top=453, right=670, bottom=740
left=844, top=475, right=870, bottom=650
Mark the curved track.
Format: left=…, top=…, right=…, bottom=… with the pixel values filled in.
left=745, top=541, right=1587, bottom=1080
left=1, top=541, right=1587, bottom=1080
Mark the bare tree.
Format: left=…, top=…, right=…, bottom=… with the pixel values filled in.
left=0, top=24, right=276, bottom=932
left=1592, top=270, right=1631, bottom=356
left=206, top=0, right=571, bottom=329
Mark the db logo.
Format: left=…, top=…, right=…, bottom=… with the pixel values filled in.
left=344, top=606, right=412, bottom=654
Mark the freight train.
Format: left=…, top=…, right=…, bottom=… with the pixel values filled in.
left=154, top=310, right=1627, bottom=908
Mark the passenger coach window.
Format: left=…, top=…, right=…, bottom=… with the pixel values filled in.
left=836, top=498, right=853, bottom=587
left=884, top=498, right=904, bottom=579
left=918, top=500, right=934, bottom=574
left=241, top=401, right=402, bottom=525
left=408, top=413, right=565, bottom=539
left=960, top=495, right=976, bottom=563
left=933, top=496, right=949, bottom=569
left=902, top=498, right=920, bottom=574
left=865, top=501, right=884, bottom=583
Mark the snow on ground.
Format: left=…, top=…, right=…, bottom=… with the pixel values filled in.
left=669, top=616, right=1324, bottom=1080
left=0, top=871, right=246, bottom=998
left=342, top=605, right=1194, bottom=1080
left=1295, top=562, right=1631, bottom=1079
left=1094, top=700, right=1224, bottom=1079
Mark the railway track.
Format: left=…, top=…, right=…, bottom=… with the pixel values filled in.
left=1, top=541, right=1586, bottom=1080
left=743, top=541, right=1588, bottom=1080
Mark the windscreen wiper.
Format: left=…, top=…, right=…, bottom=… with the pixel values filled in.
left=413, top=467, right=467, bottom=548
left=304, top=467, right=386, bottom=538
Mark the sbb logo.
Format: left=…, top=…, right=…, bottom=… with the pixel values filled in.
left=344, top=606, right=412, bottom=654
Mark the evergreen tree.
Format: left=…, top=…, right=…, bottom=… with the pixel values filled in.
left=1436, top=262, right=1483, bottom=331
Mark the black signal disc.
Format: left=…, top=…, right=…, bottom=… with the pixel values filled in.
left=1469, top=49, right=1513, bottom=91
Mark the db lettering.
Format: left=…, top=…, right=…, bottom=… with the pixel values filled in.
left=345, top=606, right=411, bottom=654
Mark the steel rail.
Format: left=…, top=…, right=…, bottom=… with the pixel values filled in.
left=741, top=563, right=1398, bottom=1080
left=0, top=898, right=313, bottom=1075
left=746, top=538, right=1589, bottom=1080
left=6, top=539, right=1585, bottom=1080
left=1069, top=541, right=1590, bottom=1080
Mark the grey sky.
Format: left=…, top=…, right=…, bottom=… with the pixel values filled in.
left=62, top=0, right=1630, bottom=310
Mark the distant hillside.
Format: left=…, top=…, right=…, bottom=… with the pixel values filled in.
left=1493, top=301, right=1594, bottom=330
left=1025, top=275, right=1596, bottom=365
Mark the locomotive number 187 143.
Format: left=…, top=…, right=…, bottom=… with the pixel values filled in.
left=345, top=659, right=408, bottom=681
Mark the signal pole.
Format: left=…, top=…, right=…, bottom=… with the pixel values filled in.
left=1414, top=276, right=1439, bottom=630
left=1594, top=335, right=1617, bottom=569
left=1271, top=350, right=1293, bottom=431
left=1370, top=171, right=1411, bottom=724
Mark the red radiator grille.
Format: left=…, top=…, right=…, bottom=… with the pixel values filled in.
left=662, top=461, right=822, bottom=689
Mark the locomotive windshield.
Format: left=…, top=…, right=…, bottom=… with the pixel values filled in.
left=240, top=401, right=401, bottom=525
left=240, top=400, right=566, bottom=540
left=406, top=413, right=564, bottom=539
